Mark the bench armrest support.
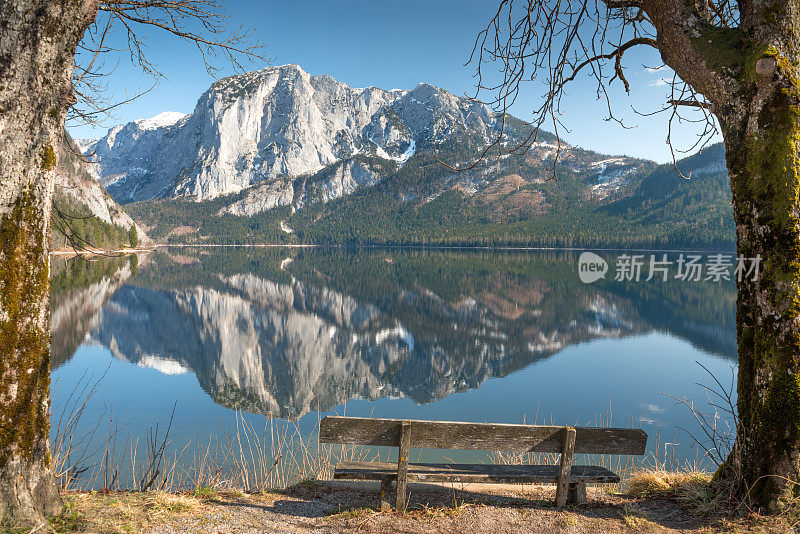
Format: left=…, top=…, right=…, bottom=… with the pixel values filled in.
left=555, top=426, right=576, bottom=507
left=396, top=421, right=412, bottom=512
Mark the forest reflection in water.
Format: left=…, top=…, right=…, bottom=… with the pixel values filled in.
left=50, top=246, right=737, bottom=464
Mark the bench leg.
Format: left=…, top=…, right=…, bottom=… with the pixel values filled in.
left=395, top=421, right=412, bottom=513
left=379, top=477, right=393, bottom=512
left=568, top=482, right=587, bottom=504
left=555, top=426, right=576, bottom=507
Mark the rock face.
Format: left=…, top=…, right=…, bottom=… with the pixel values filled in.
left=78, top=64, right=502, bottom=205
left=52, top=136, right=149, bottom=249
left=79, top=64, right=654, bottom=226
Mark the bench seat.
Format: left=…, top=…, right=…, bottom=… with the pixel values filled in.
left=320, top=416, right=646, bottom=511
left=333, top=461, right=620, bottom=484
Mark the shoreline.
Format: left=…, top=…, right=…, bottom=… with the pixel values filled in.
left=48, top=242, right=739, bottom=257
left=52, top=474, right=778, bottom=534
left=50, top=246, right=157, bottom=257
left=149, top=242, right=735, bottom=254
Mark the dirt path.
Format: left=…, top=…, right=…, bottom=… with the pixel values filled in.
left=54, top=480, right=790, bottom=534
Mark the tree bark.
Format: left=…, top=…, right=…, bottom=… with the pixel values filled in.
left=0, top=1, right=96, bottom=529
left=640, top=0, right=800, bottom=512
left=723, top=79, right=800, bottom=510
left=715, top=16, right=800, bottom=511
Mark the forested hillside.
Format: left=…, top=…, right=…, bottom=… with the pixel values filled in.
left=52, top=134, right=148, bottom=251
left=127, top=143, right=734, bottom=249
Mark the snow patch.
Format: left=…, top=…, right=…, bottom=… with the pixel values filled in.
left=138, top=355, right=189, bottom=375
left=399, top=139, right=416, bottom=163
left=590, top=157, right=627, bottom=170
left=280, top=220, right=293, bottom=234
left=135, top=111, right=187, bottom=130
left=373, top=139, right=416, bottom=165
left=375, top=325, right=415, bottom=351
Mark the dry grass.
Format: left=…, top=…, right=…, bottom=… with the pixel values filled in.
left=621, top=502, right=659, bottom=531
left=51, top=491, right=206, bottom=533
left=626, top=467, right=713, bottom=499
left=52, top=386, right=377, bottom=496
left=626, top=467, right=721, bottom=515
left=623, top=466, right=800, bottom=533
left=47, top=481, right=800, bottom=534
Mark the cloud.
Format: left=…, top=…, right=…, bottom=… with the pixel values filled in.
left=642, top=403, right=667, bottom=414
left=645, top=65, right=669, bottom=73
left=649, top=77, right=670, bottom=87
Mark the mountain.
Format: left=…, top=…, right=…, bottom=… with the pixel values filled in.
left=80, top=64, right=735, bottom=249
left=51, top=134, right=150, bottom=251
left=80, top=65, right=647, bottom=205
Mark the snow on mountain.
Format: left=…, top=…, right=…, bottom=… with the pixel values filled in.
left=587, top=157, right=643, bottom=199
left=74, top=137, right=99, bottom=154
left=78, top=64, right=654, bottom=218
left=135, top=111, right=187, bottom=130
left=77, top=64, right=500, bottom=206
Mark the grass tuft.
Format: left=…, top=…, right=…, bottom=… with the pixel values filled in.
left=191, top=486, right=219, bottom=500
left=626, top=467, right=712, bottom=499
left=624, top=467, right=729, bottom=516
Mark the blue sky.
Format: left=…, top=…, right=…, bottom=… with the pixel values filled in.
left=69, top=0, right=717, bottom=163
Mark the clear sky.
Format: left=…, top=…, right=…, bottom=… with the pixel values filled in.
left=68, top=0, right=718, bottom=163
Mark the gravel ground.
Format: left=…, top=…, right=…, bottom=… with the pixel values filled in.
left=56, top=481, right=791, bottom=533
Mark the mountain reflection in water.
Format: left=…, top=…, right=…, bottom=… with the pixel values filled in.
left=51, top=247, right=737, bottom=420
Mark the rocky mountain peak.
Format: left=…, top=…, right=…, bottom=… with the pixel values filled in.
left=77, top=65, right=501, bottom=205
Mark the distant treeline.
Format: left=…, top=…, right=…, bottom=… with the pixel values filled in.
left=126, top=143, right=736, bottom=250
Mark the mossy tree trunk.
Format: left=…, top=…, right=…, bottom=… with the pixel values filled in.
left=0, top=1, right=96, bottom=529
left=723, top=75, right=800, bottom=509
left=717, top=9, right=800, bottom=511
left=642, top=0, right=800, bottom=511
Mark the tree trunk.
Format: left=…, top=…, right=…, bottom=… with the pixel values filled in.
left=721, top=49, right=800, bottom=511
left=0, top=1, right=96, bottom=529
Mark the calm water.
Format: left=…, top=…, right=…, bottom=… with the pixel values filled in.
left=50, top=247, right=737, bottom=471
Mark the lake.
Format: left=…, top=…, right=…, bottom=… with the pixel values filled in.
left=50, top=246, right=738, bottom=486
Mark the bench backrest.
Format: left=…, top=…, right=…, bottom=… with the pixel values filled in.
left=319, top=416, right=647, bottom=455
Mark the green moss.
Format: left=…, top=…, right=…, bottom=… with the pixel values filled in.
left=727, top=49, right=800, bottom=507
left=764, top=3, right=785, bottom=25
left=41, top=145, right=56, bottom=172
left=691, top=25, right=753, bottom=78
left=48, top=109, right=58, bottom=119
left=0, top=189, right=52, bottom=466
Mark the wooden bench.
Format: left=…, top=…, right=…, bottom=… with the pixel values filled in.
left=319, top=416, right=647, bottom=512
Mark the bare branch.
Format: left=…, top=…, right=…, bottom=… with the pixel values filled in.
left=668, top=99, right=715, bottom=110
left=71, top=0, right=268, bottom=127
left=456, top=0, right=739, bottom=178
